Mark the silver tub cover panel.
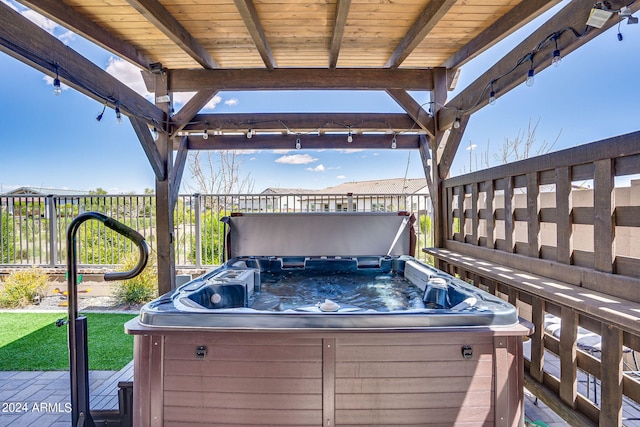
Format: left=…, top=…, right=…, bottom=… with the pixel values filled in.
left=226, top=212, right=412, bottom=257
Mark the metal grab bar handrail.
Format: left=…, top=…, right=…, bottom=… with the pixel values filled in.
left=65, top=212, right=149, bottom=427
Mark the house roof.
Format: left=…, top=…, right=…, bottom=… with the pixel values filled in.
left=3, top=186, right=88, bottom=196
left=262, top=178, right=428, bottom=196
left=315, top=178, right=428, bottom=195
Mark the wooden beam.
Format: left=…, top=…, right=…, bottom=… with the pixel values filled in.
left=438, top=0, right=640, bottom=131
left=170, top=136, right=188, bottom=211
left=182, top=113, right=419, bottom=133
left=169, top=68, right=434, bottom=92
left=329, top=0, right=351, bottom=68
left=385, top=89, right=435, bottom=137
left=17, top=0, right=153, bottom=69
left=130, top=117, right=166, bottom=181
left=183, top=133, right=420, bottom=151
left=0, top=3, right=164, bottom=127
left=385, top=0, right=457, bottom=68
left=125, top=0, right=218, bottom=69
left=441, top=0, right=560, bottom=69
left=233, top=0, right=276, bottom=69
left=419, top=135, right=436, bottom=201
left=438, top=115, right=469, bottom=179
left=600, top=324, right=623, bottom=426
left=171, top=90, right=220, bottom=134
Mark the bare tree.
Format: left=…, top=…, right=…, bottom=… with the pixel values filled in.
left=482, top=117, right=561, bottom=168
left=187, top=151, right=255, bottom=194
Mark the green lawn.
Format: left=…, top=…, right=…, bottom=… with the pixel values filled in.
left=0, top=312, right=136, bottom=371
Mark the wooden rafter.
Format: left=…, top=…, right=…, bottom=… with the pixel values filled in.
left=171, top=90, right=220, bottom=134
left=441, top=0, right=560, bottom=70
left=181, top=113, right=420, bottom=134
left=16, top=0, right=153, bottom=69
left=0, top=2, right=164, bottom=127
left=183, top=133, right=420, bottom=151
left=385, top=89, right=434, bottom=138
left=385, top=0, right=457, bottom=68
left=169, top=68, right=435, bottom=92
left=170, top=136, right=188, bottom=211
left=329, top=0, right=351, bottom=68
left=130, top=117, right=167, bottom=181
left=233, top=0, right=276, bottom=69
left=438, top=0, right=640, bottom=131
left=125, top=0, right=218, bottom=69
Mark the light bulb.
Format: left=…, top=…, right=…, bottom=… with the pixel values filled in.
left=247, top=129, right=253, bottom=139
left=53, top=78, right=62, bottom=95
left=552, top=49, right=561, bottom=67
left=202, top=131, right=209, bottom=140
left=526, top=68, right=535, bottom=87
left=391, top=135, right=397, bottom=149
left=347, top=131, right=353, bottom=143
left=453, top=118, right=460, bottom=129
left=115, top=105, right=123, bottom=125
left=489, top=91, right=496, bottom=105
left=151, top=127, right=159, bottom=141
left=296, top=137, right=301, bottom=149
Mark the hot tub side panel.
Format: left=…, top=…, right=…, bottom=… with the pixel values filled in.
left=129, top=326, right=526, bottom=426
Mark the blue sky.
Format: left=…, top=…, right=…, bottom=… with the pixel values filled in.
left=1, top=0, right=639, bottom=194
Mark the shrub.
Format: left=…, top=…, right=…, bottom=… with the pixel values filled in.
left=1, top=214, right=14, bottom=263
left=0, top=267, right=49, bottom=308
left=112, top=251, right=158, bottom=305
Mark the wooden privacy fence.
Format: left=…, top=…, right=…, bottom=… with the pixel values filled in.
left=425, top=130, right=640, bottom=426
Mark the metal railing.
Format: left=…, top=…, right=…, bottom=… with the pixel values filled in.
left=0, top=193, right=432, bottom=268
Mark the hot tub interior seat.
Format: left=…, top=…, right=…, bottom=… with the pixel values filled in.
left=176, top=256, right=483, bottom=312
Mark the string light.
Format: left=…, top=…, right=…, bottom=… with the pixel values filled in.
left=391, top=134, right=397, bottom=149
left=526, top=55, right=535, bottom=87
left=202, top=130, right=209, bottom=139
left=53, top=64, right=62, bottom=96
left=552, top=36, right=562, bottom=67
left=347, top=127, right=353, bottom=143
left=115, top=101, right=123, bottom=125
left=95, top=103, right=107, bottom=122
left=453, top=117, right=461, bottom=129
left=295, top=136, right=301, bottom=149
left=151, top=127, right=159, bottom=141
left=246, top=128, right=253, bottom=139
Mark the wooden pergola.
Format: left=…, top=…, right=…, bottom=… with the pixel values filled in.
left=2, top=1, right=640, bottom=425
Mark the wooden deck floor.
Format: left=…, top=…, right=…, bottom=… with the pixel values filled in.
left=0, top=361, right=132, bottom=426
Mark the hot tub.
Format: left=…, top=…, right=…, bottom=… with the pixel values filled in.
left=126, top=213, right=532, bottom=426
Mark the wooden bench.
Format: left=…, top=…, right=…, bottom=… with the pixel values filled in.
left=424, top=246, right=640, bottom=426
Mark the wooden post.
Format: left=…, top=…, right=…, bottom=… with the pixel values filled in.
left=485, top=180, right=495, bottom=249
left=154, top=73, right=176, bottom=295
left=471, top=182, right=479, bottom=245
left=431, top=67, right=448, bottom=248
left=527, top=172, right=540, bottom=258
left=504, top=176, right=515, bottom=253
left=559, top=307, right=578, bottom=408
left=556, top=166, right=573, bottom=265
left=599, top=324, right=623, bottom=426
left=594, top=159, right=615, bottom=273
left=529, top=297, right=545, bottom=383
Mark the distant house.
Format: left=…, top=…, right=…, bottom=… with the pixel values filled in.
left=1, top=187, right=88, bottom=217
left=239, top=178, right=430, bottom=214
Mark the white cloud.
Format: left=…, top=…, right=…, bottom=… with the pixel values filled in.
left=336, top=175, right=347, bottom=179
left=22, top=9, right=57, bottom=34
left=306, top=164, right=326, bottom=172
left=275, top=154, right=318, bottom=165
left=273, top=149, right=292, bottom=154
left=105, top=57, right=152, bottom=100
left=225, top=98, right=239, bottom=106
left=338, top=149, right=365, bottom=154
